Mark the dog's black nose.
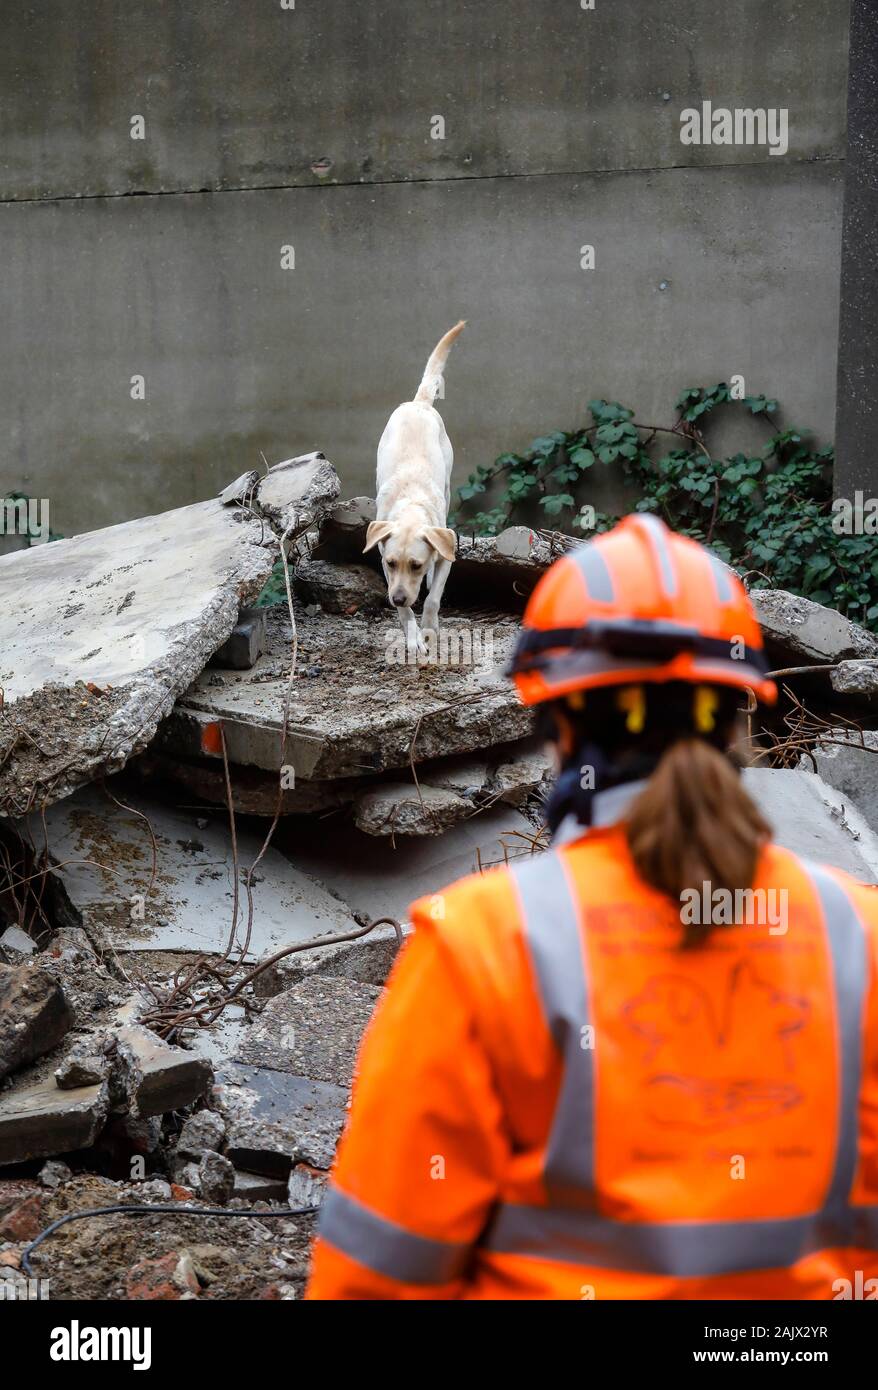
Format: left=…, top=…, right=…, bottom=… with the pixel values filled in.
left=391, top=591, right=407, bottom=607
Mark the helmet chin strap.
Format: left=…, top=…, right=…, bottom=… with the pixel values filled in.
left=544, top=741, right=663, bottom=835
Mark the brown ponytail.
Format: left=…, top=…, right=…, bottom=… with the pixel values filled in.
left=626, top=739, right=771, bottom=949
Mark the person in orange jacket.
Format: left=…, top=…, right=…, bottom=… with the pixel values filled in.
left=307, top=513, right=878, bottom=1300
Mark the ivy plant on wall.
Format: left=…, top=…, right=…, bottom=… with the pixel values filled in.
left=451, top=386, right=878, bottom=631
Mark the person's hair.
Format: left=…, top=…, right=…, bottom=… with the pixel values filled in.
left=542, top=682, right=771, bottom=949
left=626, top=737, right=771, bottom=949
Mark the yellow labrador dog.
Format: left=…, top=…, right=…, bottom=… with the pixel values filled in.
left=364, top=322, right=464, bottom=658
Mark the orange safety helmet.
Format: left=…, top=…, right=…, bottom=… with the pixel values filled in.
left=509, top=514, right=777, bottom=707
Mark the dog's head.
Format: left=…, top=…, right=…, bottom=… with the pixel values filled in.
left=364, top=519, right=456, bottom=608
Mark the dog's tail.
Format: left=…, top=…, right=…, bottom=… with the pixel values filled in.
left=413, top=320, right=466, bottom=404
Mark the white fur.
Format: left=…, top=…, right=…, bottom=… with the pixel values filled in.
left=364, top=322, right=464, bottom=657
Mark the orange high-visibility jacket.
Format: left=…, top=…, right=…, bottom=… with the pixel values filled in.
left=307, top=824, right=878, bottom=1299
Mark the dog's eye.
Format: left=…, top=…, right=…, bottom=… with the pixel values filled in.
left=387, top=559, right=397, bottom=570
left=409, top=561, right=421, bottom=572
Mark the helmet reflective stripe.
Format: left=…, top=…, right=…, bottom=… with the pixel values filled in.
left=706, top=551, right=735, bottom=604
left=318, top=1184, right=470, bottom=1285
left=628, top=513, right=679, bottom=597
left=569, top=542, right=615, bottom=602
left=480, top=852, right=876, bottom=1275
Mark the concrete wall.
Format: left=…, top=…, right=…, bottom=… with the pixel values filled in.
left=0, top=0, right=850, bottom=537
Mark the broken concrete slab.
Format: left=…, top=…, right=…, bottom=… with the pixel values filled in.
left=231, top=1169, right=289, bottom=1204
left=749, top=589, right=878, bottom=666
left=801, top=730, right=878, bottom=835
left=0, top=459, right=339, bottom=814
left=253, top=920, right=408, bottom=997
left=233, top=975, right=381, bottom=1089
left=489, top=746, right=554, bottom=804
left=116, top=1022, right=213, bottom=1119
left=353, top=782, right=472, bottom=836
left=0, top=926, right=37, bottom=957
left=198, top=1150, right=235, bottom=1205
left=0, top=1075, right=108, bottom=1166
left=742, top=767, right=878, bottom=882
left=254, top=453, right=340, bottom=539
left=159, top=604, right=532, bottom=780
left=293, top=559, right=388, bottom=616
left=0, top=963, right=74, bottom=1082
left=135, top=752, right=364, bottom=817
left=279, top=804, right=540, bottom=924
left=31, top=784, right=357, bottom=956
left=177, top=1109, right=227, bottom=1161
left=214, top=1062, right=348, bottom=1176
left=830, top=659, right=878, bottom=699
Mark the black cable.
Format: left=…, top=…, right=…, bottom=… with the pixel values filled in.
left=20, top=1202, right=319, bottom=1279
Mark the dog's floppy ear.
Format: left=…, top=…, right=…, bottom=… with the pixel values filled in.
left=363, top=520, right=394, bottom=552
left=423, top=527, right=457, bottom=563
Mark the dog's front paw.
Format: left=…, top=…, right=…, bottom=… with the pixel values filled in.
left=420, top=607, right=439, bottom=639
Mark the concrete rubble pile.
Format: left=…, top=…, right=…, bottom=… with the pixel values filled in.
left=1, top=477, right=877, bottom=1298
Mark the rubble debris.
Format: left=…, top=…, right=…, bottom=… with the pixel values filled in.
left=801, top=730, right=878, bottom=835
left=0, top=963, right=74, bottom=1082
left=136, top=752, right=364, bottom=816
left=277, top=804, right=540, bottom=925
left=253, top=452, right=340, bottom=537
left=39, top=1159, right=72, bottom=1190
left=294, top=558, right=388, bottom=616
left=210, top=607, right=267, bottom=671
left=353, top=782, right=471, bottom=836
left=215, top=1063, right=347, bottom=1176
left=743, top=768, right=878, bottom=882
left=750, top=589, right=878, bottom=666
left=124, top=1249, right=202, bottom=1300
left=288, top=1164, right=327, bottom=1209
left=253, top=919, right=408, bottom=996
left=233, top=975, right=381, bottom=1089
left=0, top=1075, right=109, bottom=1166
left=0, top=457, right=339, bottom=814
left=177, top=1109, right=227, bottom=1161
left=117, top=1022, right=213, bottom=1119
left=0, top=926, right=36, bottom=955
left=219, top=471, right=260, bottom=507
left=54, top=1034, right=115, bottom=1090
left=160, top=604, right=531, bottom=780
left=830, top=659, right=878, bottom=699
left=33, top=785, right=358, bottom=956
left=198, top=1151, right=235, bottom=1206
left=231, top=1170, right=290, bottom=1204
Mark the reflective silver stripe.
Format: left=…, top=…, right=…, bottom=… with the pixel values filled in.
left=511, top=852, right=595, bottom=1206
left=319, top=1184, right=471, bottom=1285
left=628, top=514, right=678, bottom=596
left=569, top=542, right=615, bottom=602
left=489, top=854, right=875, bottom=1274
left=802, top=862, right=867, bottom=1241
left=706, top=552, right=734, bottom=604
left=483, top=1202, right=878, bottom=1275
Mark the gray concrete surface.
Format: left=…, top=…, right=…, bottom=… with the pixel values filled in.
left=0, top=0, right=850, bottom=535
left=0, top=2, right=849, bottom=200
left=36, top=786, right=358, bottom=958
left=743, top=767, right=878, bottom=883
